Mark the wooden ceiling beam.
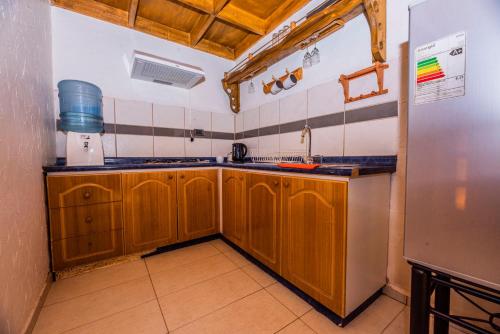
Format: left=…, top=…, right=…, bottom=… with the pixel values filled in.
left=128, top=0, right=140, bottom=27
left=217, top=3, right=267, bottom=35
left=135, top=16, right=191, bottom=46
left=190, top=0, right=229, bottom=47
left=195, top=38, right=235, bottom=59
left=51, top=0, right=128, bottom=26
left=173, top=0, right=213, bottom=14
left=190, top=15, right=216, bottom=46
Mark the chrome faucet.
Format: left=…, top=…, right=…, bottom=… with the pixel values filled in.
left=300, top=124, right=313, bottom=164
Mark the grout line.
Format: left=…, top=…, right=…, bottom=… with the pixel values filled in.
left=145, top=259, right=170, bottom=333
left=58, top=298, right=156, bottom=334
left=273, top=318, right=318, bottom=334
left=42, top=271, right=151, bottom=308
left=171, top=288, right=265, bottom=332
left=380, top=306, right=406, bottom=333
left=265, top=283, right=312, bottom=319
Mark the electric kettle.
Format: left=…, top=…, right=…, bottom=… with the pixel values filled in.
left=232, top=143, right=248, bottom=162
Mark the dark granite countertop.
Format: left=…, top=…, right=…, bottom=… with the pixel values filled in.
left=43, top=156, right=397, bottom=177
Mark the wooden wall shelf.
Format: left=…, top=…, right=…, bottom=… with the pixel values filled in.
left=222, top=0, right=387, bottom=113
left=339, top=61, right=389, bottom=103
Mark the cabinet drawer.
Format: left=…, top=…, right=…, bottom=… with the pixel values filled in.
left=51, top=230, right=124, bottom=271
left=50, top=202, right=123, bottom=241
left=47, top=174, right=122, bottom=208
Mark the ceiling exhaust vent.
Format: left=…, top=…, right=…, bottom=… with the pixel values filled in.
left=131, top=51, right=205, bottom=89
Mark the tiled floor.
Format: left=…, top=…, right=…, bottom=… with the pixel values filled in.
left=33, top=240, right=430, bottom=333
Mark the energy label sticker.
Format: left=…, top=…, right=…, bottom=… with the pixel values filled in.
left=414, top=31, right=466, bottom=105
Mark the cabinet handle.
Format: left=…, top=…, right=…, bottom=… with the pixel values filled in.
left=284, top=182, right=290, bottom=188
left=180, top=175, right=185, bottom=179
left=83, top=191, right=92, bottom=199
left=88, top=242, right=93, bottom=248
left=85, top=216, right=93, bottom=224
left=168, top=175, right=174, bottom=180
left=239, top=177, right=244, bottom=181
left=273, top=181, right=279, bottom=186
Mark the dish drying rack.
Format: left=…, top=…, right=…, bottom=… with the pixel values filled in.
left=249, top=151, right=306, bottom=164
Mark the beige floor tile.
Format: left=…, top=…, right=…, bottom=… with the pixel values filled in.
left=33, top=277, right=156, bottom=334
left=173, top=290, right=296, bottom=334
left=278, top=319, right=317, bottom=333
left=159, top=269, right=262, bottom=330
left=382, top=306, right=408, bottom=334
left=45, top=260, right=148, bottom=306
left=150, top=253, right=237, bottom=297
left=242, top=263, right=277, bottom=287
left=146, top=242, right=220, bottom=274
left=209, top=239, right=233, bottom=253
left=64, top=300, right=167, bottom=334
left=302, top=296, right=405, bottom=334
left=383, top=307, right=467, bottom=334
left=223, top=248, right=252, bottom=267
left=267, top=283, right=312, bottom=316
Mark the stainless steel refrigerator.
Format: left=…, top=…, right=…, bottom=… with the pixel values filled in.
left=405, top=0, right=500, bottom=332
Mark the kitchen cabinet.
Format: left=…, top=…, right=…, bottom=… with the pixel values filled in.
left=52, top=231, right=123, bottom=271
left=47, top=174, right=122, bottom=208
left=47, top=173, right=124, bottom=271
left=122, top=171, right=178, bottom=254
left=177, top=169, right=219, bottom=241
left=281, top=177, right=348, bottom=316
left=246, top=173, right=282, bottom=273
left=222, top=170, right=247, bottom=248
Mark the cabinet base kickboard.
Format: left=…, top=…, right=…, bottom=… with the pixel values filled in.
left=219, top=235, right=383, bottom=327
left=141, top=234, right=221, bottom=259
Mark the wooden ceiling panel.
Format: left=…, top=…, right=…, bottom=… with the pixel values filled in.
left=228, top=0, right=283, bottom=19
left=50, top=0, right=310, bottom=59
left=203, top=19, right=250, bottom=49
left=138, top=0, right=205, bottom=32
left=94, top=0, right=130, bottom=11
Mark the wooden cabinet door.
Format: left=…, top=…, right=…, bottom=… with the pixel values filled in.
left=52, top=230, right=123, bottom=271
left=247, top=173, right=281, bottom=273
left=222, top=170, right=246, bottom=249
left=123, top=171, right=178, bottom=254
left=282, top=177, right=347, bottom=316
left=47, top=174, right=122, bottom=208
left=178, top=169, right=219, bottom=241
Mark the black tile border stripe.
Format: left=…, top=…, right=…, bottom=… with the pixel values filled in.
left=345, top=101, right=398, bottom=124
left=211, top=131, right=234, bottom=140
left=56, top=120, right=235, bottom=140
left=235, top=101, right=398, bottom=137
left=55, top=101, right=397, bottom=140
left=115, top=124, right=153, bottom=136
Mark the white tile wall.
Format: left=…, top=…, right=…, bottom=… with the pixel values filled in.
left=243, top=107, right=260, bottom=131
left=235, top=112, right=244, bottom=133
left=344, top=117, right=399, bottom=156
left=212, top=112, right=234, bottom=133
left=212, top=139, right=233, bottom=157
left=102, top=133, right=117, bottom=157
left=102, top=97, right=115, bottom=124
left=345, top=57, right=401, bottom=111
left=115, top=99, right=152, bottom=126
left=154, top=137, right=185, bottom=157
left=311, top=126, right=344, bottom=156
left=308, top=81, right=344, bottom=118
left=56, top=131, right=66, bottom=157
left=259, top=101, right=279, bottom=128
left=186, top=109, right=211, bottom=132
left=258, top=135, right=279, bottom=154
left=185, top=138, right=212, bottom=157
left=241, top=137, right=259, bottom=156
left=153, top=105, right=185, bottom=128
left=279, top=90, right=307, bottom=123
left=116, top=134, right=153, bottom=157
left=279, top=131, right=306, bottom=153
